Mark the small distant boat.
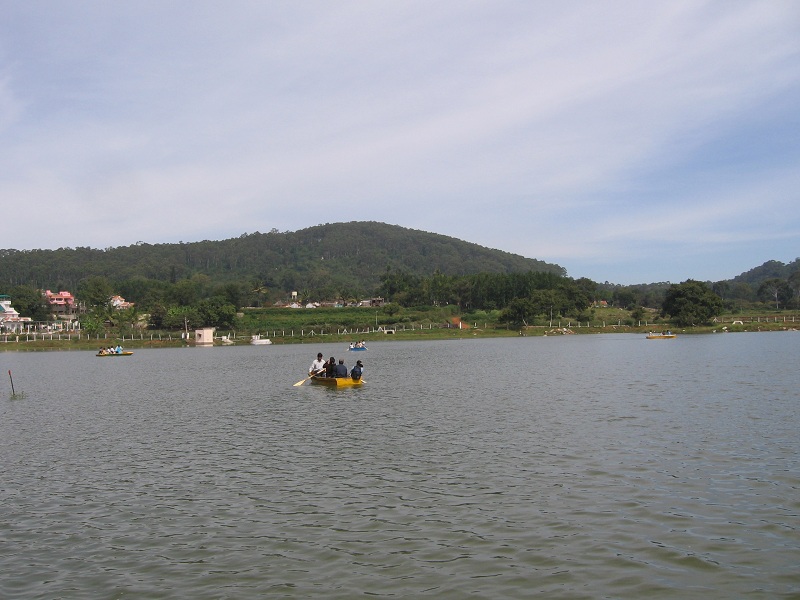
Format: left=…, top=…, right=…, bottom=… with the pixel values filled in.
left=348, top=344, right=367, bottom=351
left=646, top=332, right=676, bottom=339
left=96, top=351, right=134, bottom=357
left=309, top=375, right=363, bottom=387
left=250, top=335, right=272, bottom=345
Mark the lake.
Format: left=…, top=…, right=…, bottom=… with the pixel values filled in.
left=1, top=332, right=798, bottom=599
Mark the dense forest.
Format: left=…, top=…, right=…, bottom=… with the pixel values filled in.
left=1, top=222, right=798, bottom=332
left=0, top=222, right=562, bottom=297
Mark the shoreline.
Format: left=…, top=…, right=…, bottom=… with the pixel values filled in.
left=1, top=321, right=797, bottom=352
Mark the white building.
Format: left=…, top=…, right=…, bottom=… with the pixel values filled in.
left=0, top=295, right=32, bottom=333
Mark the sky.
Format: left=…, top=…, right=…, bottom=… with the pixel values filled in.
left=1, top=1, right=799, bottom=285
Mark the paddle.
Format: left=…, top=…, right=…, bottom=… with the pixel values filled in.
left=293, top=371, right=322, bottom=387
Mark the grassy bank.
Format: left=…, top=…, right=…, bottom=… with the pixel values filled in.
left=2, top=307, right=798, bottom=351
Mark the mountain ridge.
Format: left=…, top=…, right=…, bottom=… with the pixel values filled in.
left=1, top=221, right=796, bottom=293
left=0, top=221, right=565, bottom=294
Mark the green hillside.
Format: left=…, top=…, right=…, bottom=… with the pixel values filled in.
left=0, top=221, right=564, bottom=295
left=732, top=258, right=800, bottom=285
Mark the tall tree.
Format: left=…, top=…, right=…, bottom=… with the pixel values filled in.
left=7, top=285, right=50, bottom=321
left=757, top=278, right=793, bottom=309
left=788, top=271, right=800, bottom=309
left=77, top=276, right=114, bottom=308
left=712, top=281, right=730, bottom=301
left=661, top=280, right=724, bottom=326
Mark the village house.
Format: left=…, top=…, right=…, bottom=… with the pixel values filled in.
left=110, top=295, right=134, bottom=310
left=44, top=290, right=76, bottom=316
left=0, top=295, right=32, bottom=333
left=359, top=297, right=385, bottom=307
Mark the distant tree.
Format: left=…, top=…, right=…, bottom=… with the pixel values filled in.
left=163, top=306, right=201, bottom=330
left=196, top=297, right=237, bottom=328
left=573, top=277, right=598, bottom=304
left=712, top=281, right=730, bottom=301
left=109, top=306, right=139, bottom=337
left=729, top=282, right=755, bottom=302
left=613, top=288, right=637, bottom=310
left=788, top=271, right=800, bottom=309
left=661, top=280, right=724, bottom=326
left=382, top=302, right=401, bottom=317
left=557, top=282, right=592, bottom=316
left=78, top=276, right=114, bottom=308
left=216, top=282, right=245, bottom=309
left=453, top=278, right=473, bottom=309
left=527, top=289, right=561, bottom=320
left=250, top=283, right=270, bottom=308
left=148, top=303, right=167, bottom=329
left=79, top=311, right=106, bottom=336
left=757, top=278, right=793, bottom=309
left=7, top=285, right=49, bottom=321
left=500, top=298, right=537, bottom=326
left=118, top=277, right=170, bottom=311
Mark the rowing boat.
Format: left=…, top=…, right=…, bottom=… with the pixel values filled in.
left=96, top=351, right=134, bottom=357
left=646, top=333, right=676, bottom=339
left=309, top=375, right=363, bottom=387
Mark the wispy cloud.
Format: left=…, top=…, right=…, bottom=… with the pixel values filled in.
left=1, top=1, right=798, bottom=283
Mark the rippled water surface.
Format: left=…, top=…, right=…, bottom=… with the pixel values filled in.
left=2, top=333, right=799, bottom=598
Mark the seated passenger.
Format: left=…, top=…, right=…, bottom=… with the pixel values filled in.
left=325, top=357, right=336, bottom=378
left=334, top=359, right=348, bottom=378
left=350, top=360, right=363, bottom=380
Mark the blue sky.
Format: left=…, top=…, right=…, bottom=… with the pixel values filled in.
left=1, top=1, right=798, bottom=285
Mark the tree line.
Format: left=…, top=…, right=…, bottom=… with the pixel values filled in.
left=1, top=220, right=797, bottom=332
left=7, top=266, right=798, bottom=334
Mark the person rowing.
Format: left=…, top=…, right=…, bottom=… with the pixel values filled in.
left=309, top=352, right=325, bottom=376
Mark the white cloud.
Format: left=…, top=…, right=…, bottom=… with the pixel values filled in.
left=0, top=1, right=798, bottom=283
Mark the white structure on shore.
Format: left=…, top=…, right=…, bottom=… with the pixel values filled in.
left=0, top=295, right=32, bottom=333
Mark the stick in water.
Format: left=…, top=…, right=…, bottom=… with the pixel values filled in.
left=8, top=370, right=16, bottom=396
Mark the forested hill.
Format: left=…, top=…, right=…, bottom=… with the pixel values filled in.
left=731, top=258, right=800, bottom=285
left=0, top=221, right=565, bottom=294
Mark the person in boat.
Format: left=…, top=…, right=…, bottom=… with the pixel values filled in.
left=334, top=358, right=348, bottom=378
left=115, top=345, right=123, bottom=354
left=309, top=352, right=326, bottom=376
left=349, top=342, right=354, bottom=349
left=325, top=356, right=336, bottom=378
left=350, top=360, right=363, bottom=380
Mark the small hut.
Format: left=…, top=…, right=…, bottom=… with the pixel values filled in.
left=195, top=327, right=215, bottom=346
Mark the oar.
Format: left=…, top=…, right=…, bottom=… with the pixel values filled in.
left=293, top=372, right=321, bottom=387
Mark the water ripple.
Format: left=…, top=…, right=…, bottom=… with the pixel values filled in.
left=2, top=335, right=799, bottom=598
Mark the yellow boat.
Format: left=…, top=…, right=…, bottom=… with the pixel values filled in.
left=646, top=332, right=676, bottom=339
left=309, top=375, right=364, bottom=387
left=96, top=351, right=134, bottom=356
